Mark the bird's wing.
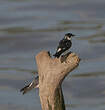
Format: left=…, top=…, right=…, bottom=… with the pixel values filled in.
left=57, top=39, right=68, bottom=51
left=56, top=39, right=65, bottom=51
left=53, top=39, right=71, bottom=58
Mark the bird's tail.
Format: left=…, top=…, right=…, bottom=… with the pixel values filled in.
left=20, top=76, right=39, bottom=95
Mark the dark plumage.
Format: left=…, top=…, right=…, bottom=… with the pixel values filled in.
left=53, top=33, right=75, bottom=58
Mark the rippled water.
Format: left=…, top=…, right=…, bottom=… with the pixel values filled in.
left=0, top=0, right=105, bottom=110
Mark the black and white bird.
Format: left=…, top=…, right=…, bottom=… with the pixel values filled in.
left=20, top=76, right=39, bottom=95
left=53, top=33, right=75, bottom=58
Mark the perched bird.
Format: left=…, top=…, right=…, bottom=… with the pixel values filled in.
left=20, top=76, right=39, bottom=95
left=53, top=33, right=75, bottom=58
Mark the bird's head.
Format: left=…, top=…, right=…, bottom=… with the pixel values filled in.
left=64, top=33, right=75, bottom=40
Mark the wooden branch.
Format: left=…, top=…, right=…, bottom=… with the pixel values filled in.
left=36, top=51, right=80, bottom=110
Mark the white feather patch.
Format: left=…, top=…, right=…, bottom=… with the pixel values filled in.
left=29, top=82, right=33, bottom=87
left=67, top=37, right=71, bottom=40
left=57, top=48, right=61, bottom=52
left=35, top=84, right=39, bottom=88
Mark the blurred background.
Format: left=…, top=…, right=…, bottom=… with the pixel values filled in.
left=0, top=0, right=105, bottom=110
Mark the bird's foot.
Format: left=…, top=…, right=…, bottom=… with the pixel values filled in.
left=60, top=51, right=72, bottom=63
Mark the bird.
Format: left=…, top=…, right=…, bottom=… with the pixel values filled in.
left=53, top=33, right=75, bottom=58
left=20, top=76, right=39, bottom=95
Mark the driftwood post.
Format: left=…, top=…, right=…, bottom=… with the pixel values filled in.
left=36, top=51, right=80, bottom=110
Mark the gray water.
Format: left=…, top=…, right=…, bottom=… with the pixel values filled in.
left=0, top=0, right=105, bottom=110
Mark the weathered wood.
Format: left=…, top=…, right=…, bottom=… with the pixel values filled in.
left=36, top=51, right=80, bottom=110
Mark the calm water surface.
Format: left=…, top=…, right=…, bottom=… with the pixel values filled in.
left=0, top=0, right=105, bottom=110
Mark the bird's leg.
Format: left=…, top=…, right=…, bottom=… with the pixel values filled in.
left=61, top=49, right=70, bottom=63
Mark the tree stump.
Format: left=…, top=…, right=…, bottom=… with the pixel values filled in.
left=36, top=51, right=80, bottom=110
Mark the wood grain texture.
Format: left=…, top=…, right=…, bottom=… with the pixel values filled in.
left=36, top=51, right=80, bottom=110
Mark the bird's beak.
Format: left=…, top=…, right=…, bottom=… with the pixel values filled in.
left=72, top=34, right=75, bottom=37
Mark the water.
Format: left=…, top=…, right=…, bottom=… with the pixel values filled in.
left=0, top=0, right=105, bottom=110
